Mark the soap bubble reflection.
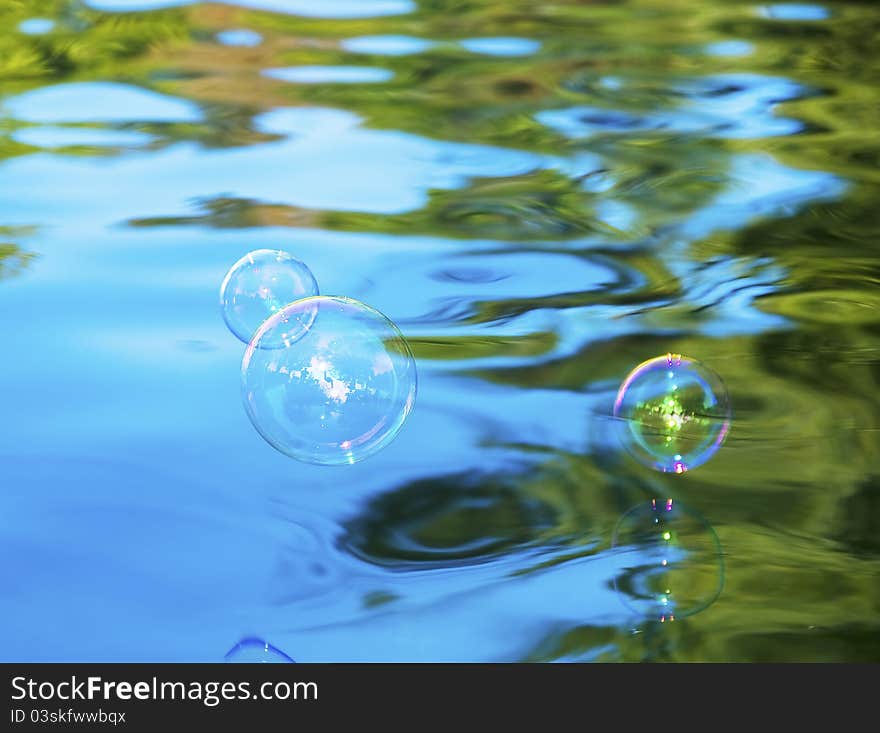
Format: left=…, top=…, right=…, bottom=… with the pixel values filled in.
left=612, top=499, right=724, bottom=621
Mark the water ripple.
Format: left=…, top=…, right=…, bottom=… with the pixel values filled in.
left=538, top=74, right=809, bottom=140
left=2, top=0, right=878, bottom=663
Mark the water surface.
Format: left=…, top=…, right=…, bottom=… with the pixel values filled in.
left=1, top=0, right=878, bottom=662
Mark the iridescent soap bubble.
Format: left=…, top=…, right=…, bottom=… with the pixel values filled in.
left=242, top=296, right=417, bottom=465
left=611, top=499, right=724, bottom=622
left=219, top=249, right=318, bottom=346
left=224, top=637, right=295, bottom=663
left=613, top=354, right=731, bottom=473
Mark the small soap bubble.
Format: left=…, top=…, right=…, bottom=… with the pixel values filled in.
left=219, top=249, right=319, bottom=346
left=613, top=354, right=731, bottom=473
left=242, top=296, right=417, bottom=465
left=224, top=637, right=295, bottom=663
left=612, top=499, right=724, bottom=621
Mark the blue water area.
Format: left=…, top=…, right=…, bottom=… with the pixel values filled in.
left=12, top=126, right=154, bottom=149
left=536, top=74, right=809, bottom=140
left=5, top=82, right=202, bottom=123
left=341, top=35, right=435, bottom=56
left=216, top=29, right=263, bottom=47
left=704, top=40, right=755, bottom=57
left=18, top=18, right=55, bottom=35
left=262, top=66, right=395, bottom=84
left=1, top=0, right=878, bottom=663
left=759, top=4, right=829, bottom=20
left=459, top=37, right=542, bottom=57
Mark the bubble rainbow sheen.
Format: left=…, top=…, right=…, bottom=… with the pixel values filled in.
left=242, top=296, right=417, bottom=465
left=613, top=353, right=731, bottom=473
left=611, top=498, right=724, bottom=621
left=220, top=249, right=319, bottom=346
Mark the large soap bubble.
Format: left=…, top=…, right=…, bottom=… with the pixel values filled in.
left=242, top=296, right=417, bottom=465
left=611, top=498, right=724, bottom=621
left=220, top=249, right=318, bottom=346
left=224, top=637, right=295, bottom=663
left=613, top=354, right=731, bottom=473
